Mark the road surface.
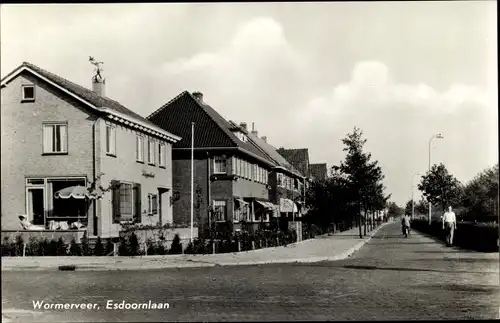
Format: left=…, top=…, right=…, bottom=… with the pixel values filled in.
left=2, top=223, right=498, bottom=322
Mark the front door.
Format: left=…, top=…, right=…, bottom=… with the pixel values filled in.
left=27, top=187, right=45, bottom=226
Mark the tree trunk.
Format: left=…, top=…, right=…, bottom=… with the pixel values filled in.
left=363, top=206, right=367, bottom=236
left=358, top=205, right=363, bottom=239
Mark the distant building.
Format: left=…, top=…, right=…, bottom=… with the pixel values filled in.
left=309, top=163, right=328, bottom=181
left=276, top=148, right=310, bottom=178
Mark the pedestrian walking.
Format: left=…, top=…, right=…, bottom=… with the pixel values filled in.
left=401, top=214, right=411, bottom=237
left=442, top=206, right=457, bottom=247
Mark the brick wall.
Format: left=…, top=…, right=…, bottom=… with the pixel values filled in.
left=1, top=73, right=95, bottom=230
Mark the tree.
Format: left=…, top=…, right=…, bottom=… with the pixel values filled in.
left=335, top=127, right=388, bottom=238
left=461, top=163, right=499, bottom=219
left=404, top=200, right=413, bottom=216
left=415, top=197, right=429, bottom=215
left=418, top=163, right=463, bottom=212
left=387, top=202, right=404, bottom=218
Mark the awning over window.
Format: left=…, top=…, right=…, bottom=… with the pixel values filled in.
left=279, top=198, right=298, bottom=213
left=234, top=198, right=248, bottom=207
left=255, top=200, right=275, bottom=209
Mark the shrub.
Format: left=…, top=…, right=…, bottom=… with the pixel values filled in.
left=128, top=232, right=140, bottom=256
left=69, top=238, right=82, bottom=256
left=412, top=219, right=498, bottom=252
left=169, top=234, right=183, bottom=254
left=146, top=238, right=167, bottom=255
left=184, top=238, right=209, bottom=254
left=81, top=231, right=91, bottom=256
left=105, top=238, right=114, bottom=256
left=56, top=237, right=67, bottom=256
left=94, top=236, right=104, bottom=256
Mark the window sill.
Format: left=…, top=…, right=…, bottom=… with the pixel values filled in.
left=213, top=172, right=227, bottom=175
left=42, top=152, right=68, bottom=156
left=136, top=160, right=144, bottom=164
left=106, top=153, right=117, bottom=158
left=159, top=165, right=166, bottom=169
left=148, top=163, right=156, bottom=166
left=21, top=99, right=35, bottom=103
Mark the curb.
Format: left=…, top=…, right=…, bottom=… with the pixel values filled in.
left=1, top=223, right=390, bottom=272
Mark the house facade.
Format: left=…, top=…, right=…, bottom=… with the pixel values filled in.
left=244, top=130, right=307, bottom=221
left=1, top=62, right=180, bottom=238
left=147, top=92, right=277, bottom=236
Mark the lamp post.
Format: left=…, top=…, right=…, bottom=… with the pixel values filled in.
left=412, top=173, right=423, bottom=220
left=428, top=133, right=444, bottom=225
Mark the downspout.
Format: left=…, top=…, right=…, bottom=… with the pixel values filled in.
left=92, top=117, right=101, bottom=237
left=207, top=152, right=211, bottom=234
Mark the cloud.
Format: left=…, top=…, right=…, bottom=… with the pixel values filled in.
left=291, top=60, right=498, bottom=204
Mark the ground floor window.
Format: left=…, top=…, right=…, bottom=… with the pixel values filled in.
left=25, top=177, right=88, bottom=229
left=112, top=181, right=141, bottom=223
left=213, top=200, right=227, bottom=222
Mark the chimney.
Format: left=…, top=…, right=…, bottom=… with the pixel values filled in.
left=192, top=91, right=203, bottom=102
left=92, top=76, right=105, bottom=97
left=251, top=130, right=258, bottom=137
left=261, top=136, right=267, bottom=142
left=240, top=122, right=247, bottom=130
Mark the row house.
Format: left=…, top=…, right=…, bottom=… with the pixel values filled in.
left=147, top=92, right=276, bottom=235
left=0, top=62, right=180, bottom=238
left=147, top=92, right=308, bottom=236
left=234, top=123, right=307, bottom=221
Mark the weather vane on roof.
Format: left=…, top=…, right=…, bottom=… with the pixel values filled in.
left=89, top=56, right=104, bottom=81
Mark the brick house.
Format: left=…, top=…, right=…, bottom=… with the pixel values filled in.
left=1, top=62, right=180, bottom=238
left=147, top=91, right=279, bottom=235
left=243, top=128, right=307, bottom=222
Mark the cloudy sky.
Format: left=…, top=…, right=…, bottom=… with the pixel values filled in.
left=1, top=2, right=497, bottom=205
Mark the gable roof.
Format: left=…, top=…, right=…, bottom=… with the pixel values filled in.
left=233, top=122, right=303, bottom=178
left=276, top=148, right=310, bottom=177
left=1, top=62, right=181, bottom=143
left=309, top=163, right=328, bottom=181
left=147, top=91, right=275, bottom=166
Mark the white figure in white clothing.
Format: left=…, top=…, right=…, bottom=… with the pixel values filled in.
left=442, top=206, right=457, bottom=247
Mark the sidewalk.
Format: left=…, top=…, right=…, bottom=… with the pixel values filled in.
left=1, top=222, right=390, bottom=271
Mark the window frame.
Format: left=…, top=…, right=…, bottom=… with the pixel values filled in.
left=158, top=143, right=166, bottom=168
left=148, top=193, right=158, bottom=215
left=214, top=156, right=227, bottom=174
left=136, top=135, right=144, bottom=163
left=213, top=200, right=227, bottom=222
left=147, top=139, right=156, bottom=165
left=42, top=122, right=68, bottom=155
left=21, top=84, right=36, bottom=102
left=105, top=124, right=116, bottom=157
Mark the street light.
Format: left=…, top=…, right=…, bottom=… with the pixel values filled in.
left=412, top=173, right=423, bottom=220
left=428, top=133, right=444, bottom=225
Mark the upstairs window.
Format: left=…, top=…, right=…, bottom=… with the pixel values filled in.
left=148, top=139, right=155, bottom=165
left=106, top=125, right=116, bottom=156
left=22, top=85, right=35, bottom=101
left=159, top=143, right=166, bottom=168
left=214, top=156, right=227, bottom=174
left=277, top=173, right=283, bottom=187
left=136, top=136, right=144, bottom=162
left=43, top=123, right=67, bottom=154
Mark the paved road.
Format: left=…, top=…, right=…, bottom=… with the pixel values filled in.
left=2, top=223, right=499, bottom=322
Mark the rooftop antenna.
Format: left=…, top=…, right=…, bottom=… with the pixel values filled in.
left=89, top=56, right=104, bottom=81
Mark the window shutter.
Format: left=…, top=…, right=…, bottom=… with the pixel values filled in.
left=111, top=180, right=121, bottom=223
left=133, top=183, right=141, bottom=223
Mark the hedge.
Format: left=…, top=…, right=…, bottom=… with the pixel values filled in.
left=411, top=219, right=498, bottom=252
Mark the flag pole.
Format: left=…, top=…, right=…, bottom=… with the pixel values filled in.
left=191, top=122, right=195, bottom=243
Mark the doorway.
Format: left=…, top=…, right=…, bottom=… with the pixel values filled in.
left=27, top=187, right=45, bottom=226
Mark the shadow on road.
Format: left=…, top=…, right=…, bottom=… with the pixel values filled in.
left=420, top=283, right=499, bottom=293
left=339, top=264, right=493, bottom=275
